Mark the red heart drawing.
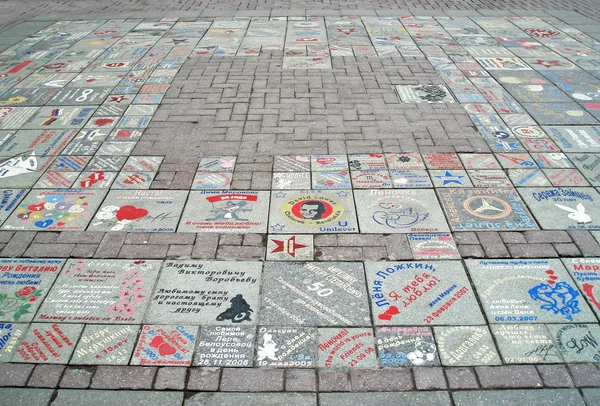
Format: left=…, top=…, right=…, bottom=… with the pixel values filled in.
left=117, top=130, right=131, bottom=137
left=116, top=205, right=149, bottom=221
left=158, top=343, right=177, bottom=356
left=28, top=204, right=44, bottom=211
left=94, top=118, right=114, bottom=127
left=378, top=313, right=393, bottom=321
left=316, top=158, right=335, bottom=165
left=387, top=306, right=400, bottom=315
left=149, top=336, right=165, bottom=348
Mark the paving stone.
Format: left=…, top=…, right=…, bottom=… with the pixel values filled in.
left=354, top=189, right=450, bottom=233
left=154, top=366, right=187, bottom=390
left=318, top=370, right=350, bottom=392
left=568, top=231, right=600, bottom=256
left=453, top=232, right=478, bottom=244
left=320, top=392, right=451, bottom=406
left=191, top=233, right=219, bottom=259
left=466, top=258, right=596, bottom=323
left=220, top=368, right=284, bottom=391
left=0, top=363, right=34, bottom=386
left=145, top=260, right=262, bottom=325
left=186, top=392, right=316, bottom=406
left=27, top=364, right=65, bottom=388
left=36, top=259, right=161, bottom=324
left=187, top=367, right=221, bottom=391
left=568, top=364, right=600, bottom=387
left=53, top=389, right=183, bottom=405
left=58, top=367, right=93, bottom=389
left=1, top=231, right=37, bottom=257
left=445, top=368, right=479, bottom=389
left=94, top=232, right=126, bottom=258
left=452, top=388, right=584, bottom=406
left=475, top=365, right=543, bottom=389
left=269, top=190, right=358, bottom=234
left=90, top=366, right=157, bottom=390
left=413, top=367, right=446, bottom=390
left=0, top=388, right=53, bottom=405
left=537, top=365, right=575, bottom=387
left=259, top=262, right=370, bottom=326
left=365, top=261, right=485, bottom=326
left=179, top=191, right=270, bottom=233
left=285, top=369, right=316, bottom=392
left=476, top=231, right=510, bottom=257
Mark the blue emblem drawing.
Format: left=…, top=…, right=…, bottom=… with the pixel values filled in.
left=528, top=281, right=581, bottom=321
left=373, top=208, right=429, bottom=229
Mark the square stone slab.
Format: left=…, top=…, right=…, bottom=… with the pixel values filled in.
left=0, top=107, right=40, bottom=130
left=145, top=260, right=262, bottom=325
left=518, top=187, right=600, bottom=230
left=423, top=153, right=463, bottom=169
left=523, top=103, right=598, bottom=125
left=198, top=156, right=236, bottom=172
left=544, top=169, right=590, bottom=187
left=351, top=171, right=392, bottom=188
left=459, top=153, right=501, bottom=169
left=522, top=138, right=561, bottom=153
left=434, top=325, right=501, bottom=366
left=438, top=187, right=538, bottom=231
left=52, top=390, right=183, bottom=405
left=49, top=156, right=91, bottom=172
left=269, top=190, right=358, bottom=234
left=1, top=188, right=106, bottom=231
left=312, top=171, right=351, bottom=189
left=0, top=129, right=78, bottom=157
left=282, top=57, right=332, bottom=69
left=317, top=327, right=377, bottom=368
left=11, top=323, right=84, bottom=363
left=0, top=258, right=64, bottom=322
left=468, top=170, right=512, bottom=187
left=0, top=323, right=28, bottom=362
left=255, top=326, right=316, bottom=368
left=70, top=324, right=139, bottom=365
left=0, top=88, right=58, bottom=106
left=260, top=262, right=370, bottom=326
left=193, top=325, right=255, bottom=367
left=85, top=155, right=127, bottom=172
left=355, top=189, right=450, bottom=233
left=33, top=171, right=79, bottom=189
left=88, top=190, right=187, bottom=232
left=395, top=84, right=455, bottom=103
left=532, top=153, right=573, bottom=169
left=0, top=188, right=26, bottom=223
left=568, top=153, right=600, bottom=186
left=545, top=126, right=600, bottom=152
left=75, top=171, right=117, bottom=189
left=112, top=171, right=155, bottom=189
left=375, top=326, right=440, bottom=367
left=348, top=154, right=387, bottom=171
left=311, top=155, right=348, bottom=171
left=365, top=261, right=485, bottom=326
left=122, top=156, right=163, bottom=172
left=547, top=323, right=600, bottom=363
left=273, top=156, right=310, bottom=172
left=266, top=234, right=313, bottom=261
left=508, top=168, right=551, bottom=187
left=192, top=172, right=233, bottom=189
left=131, top=324, right=199, bottom=366
left=36, top=259, right=161, bottom=324
left=491, top=324, right=562, bottom=364
left=386, top=153, right=425, bottom=170
left=475, top=57, right=531, bottom=70
left=272, top=172, right=311, bottom=190
left=431, top=170, right=473, bottom=187
left=179, top=191, right=269, bottom=233
left=408, top=233, right=460, bottom=260
left=495, top=152, right=537, bottom=168
left=466, top=258, right=597, bottom=323
left=21, top=106, right=96, bottom=130
left=50, top=87, right=113, bottom=105
left=389, top=170, right=432, bottom=188
left=562, top=258, right=600, bottom=319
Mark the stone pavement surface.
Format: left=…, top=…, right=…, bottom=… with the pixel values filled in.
left=1, top=2, right=600, bottom=405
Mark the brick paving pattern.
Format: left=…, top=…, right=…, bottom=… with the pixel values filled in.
left=0, top=2, right=600, bottom=404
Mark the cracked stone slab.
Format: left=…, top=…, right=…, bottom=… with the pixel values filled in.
left=354, top=189, right=450, bottom=233
left=0, top=258, right=64, bottom=322
left=375, top=326, right=440, bottom=367
left=145, top=260, right=262, bottom=325
left=317, top=327, right=377, bottom=368
left=466, top=258, right=597, bottom=324
left=255, top=326, right=316, bottom=368
left=11, top=323, right=84, bottom=363
left=259, top=262, right=370, bottom=327
left=1, top=188, right=106, bottom=231
left=438, top=187, right=538, bottom=231
left=35, top=259, right=162, bottom=324
left=365, top=261, right=485, bottom=326
left=491, top=324, right=562, bottom=364
left=269, top=190, right=358, bottom=234
left=131, top=324, right=199, bottom=366
left=193, top=325, right=255, bottom=367
left=518, top=187, right=600, bottom=230
left=70, top=324, right=139, bottom=365
left=434, top=325, right=501, bottom=366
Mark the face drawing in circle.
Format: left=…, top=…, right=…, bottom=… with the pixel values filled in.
left=299, top=201, right=326, bottom=220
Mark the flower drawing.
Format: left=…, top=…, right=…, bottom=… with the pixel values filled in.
left=107, top=261, right=147, bottom=317
left=0, top=285, right=43, bottom=320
